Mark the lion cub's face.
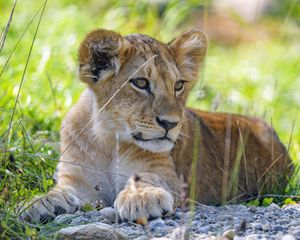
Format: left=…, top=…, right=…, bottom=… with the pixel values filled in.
left=79, top=29, right=207, bottom=153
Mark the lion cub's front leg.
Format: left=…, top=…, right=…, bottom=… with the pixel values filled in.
left=20, top=186, right=81, bottom=224
left=114, top=173, right=179, bottom=221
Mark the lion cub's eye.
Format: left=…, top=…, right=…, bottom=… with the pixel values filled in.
left=174, top=80, right=186, bottom=92
left=130, top=78, right=150, bottom=91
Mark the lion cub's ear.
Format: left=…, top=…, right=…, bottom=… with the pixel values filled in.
left=78, top=29, right=127, bottom=84
left=169, top=29, right=208, bottom=80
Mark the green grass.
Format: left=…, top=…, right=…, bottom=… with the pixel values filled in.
left=0, top=0, right=299, bottom=238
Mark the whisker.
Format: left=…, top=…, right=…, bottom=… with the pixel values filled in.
left=100, top=118, right=127, bottom=124
left=179, top=132, right=191, bottom=140
left=84, top=74, right=98, bottom=79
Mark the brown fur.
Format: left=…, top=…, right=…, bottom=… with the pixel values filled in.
left=173, top=109, right=291, bottom=204
left=21, top=29, right=292, bottom=223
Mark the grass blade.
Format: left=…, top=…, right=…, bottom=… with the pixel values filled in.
left=0, top=0, right=17, bottom=54
left=0, top=3, right=44, bottom=79
left=2, top=0, right=48, bottom=162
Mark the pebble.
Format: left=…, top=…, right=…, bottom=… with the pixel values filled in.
left=282, top=234, right=296, bottom=240
left=277, top=219, right=290, bottom=225
left=54, top=213, right=77, bottom=224
left=58, top=222, right=128, bottom=240
left=291, top=228, right=300, bottom=238
left=46, top=204, right=300, bottom=239
left=273, top=225, right=286, bottom=232
left=148, top=218, right=166, bottom=230
left=99, top=207, right=117, bottom=223
left=223, top=229, right=235, bottom=240
left=252, top=223, right=263, bottom=231
left=290, top=220, right=300, bottom=227
left=262, top=224, right=270, bottom=231
left=196, top=225, right=211, bottom=234
left=268, top=203, right=280, bottom=209
left=164, top=219, right=179, bottom=227
left=100, top=219, right=112, bottom=224
left=169, top=226, right=189, bottom=240
left=134, top=236, right=148, bottom=240
left=174, top=211, right=186, bottom=219
left=70, top=216, right=89, bottom=225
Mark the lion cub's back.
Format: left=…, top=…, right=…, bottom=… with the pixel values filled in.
left=173, top=108, right=292, bottom=204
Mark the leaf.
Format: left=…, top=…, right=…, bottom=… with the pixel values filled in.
left=25, top=225, right=31, bottom=236
left=262, top=197, right=273, bottom=206
left=81, top=203, right=94, bottom=212
left=284, top=198, right=297, bottom=205
left=247, top=198, right=260, bottom=207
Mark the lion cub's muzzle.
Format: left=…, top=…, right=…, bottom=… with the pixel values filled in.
left=131, top=116, right=180, bottom=153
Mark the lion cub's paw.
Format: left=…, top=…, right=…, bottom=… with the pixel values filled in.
left=20, top=191, right=79, bottom=224
left=114, top=185, right=173, bottom=222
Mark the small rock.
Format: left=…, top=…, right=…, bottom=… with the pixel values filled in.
left=201, top=237, right=227, bottom=240
left=290, top=220, right=300, bottom=227
left=283, top=204, right=300, bottom=211
left=192, top=220, right=199, bottom=226
left=273, top=225, right=286, bottom=232
left=134, top=236, right=149, bottom=240
left=217, top=215, right=233, bottom=221
left=169, top=226, right=189, bottom=240
left=248, top=206, right=257, bottom=213
left=99, top=207, right=117, bottom=223
left=150, top=238, right=170, bottom=240
left=70, top=216, right=89, bottom=225
left=252, top=223, right=263, bottom=231
left=233, top=237, right=244, bottom=240
left=196, top=225, right=211, bottom=234
left=264, top=213, right=274, bottom=219
left=100, top=219, right=112, bottom=224
left=256, top=210, right=265, bottom=215
left=55, top=214, right=77, bottom=224
left=282, top=234, right=296, bottom=240
left=291, top=227, right=300, bottom=238
left=165, top=219, right=179, bottom=227
left=174, top=211, right=186, bottom=219
left=237, top=205, right=248, bottom=211
left=58, top=222, right=128, bottom=240
left=223, top=229, right=235, bottom=240
left=277, top=219, right=290, bottom=225
left=148, top=218, right=171, bottom=237
left=262, top=223, right=270, bottom=231
left=148, top=218, right=166, bottom=231
left=185, top=211, right=195, bottom=219
left=244, top=233, right=260, bottom=240
left=198, top=213, right=207, bottom=219
left=267, top=203, right=280, bottom=210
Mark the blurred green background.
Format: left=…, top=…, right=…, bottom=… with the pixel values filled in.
left=0, top=0, right=299, bottom=237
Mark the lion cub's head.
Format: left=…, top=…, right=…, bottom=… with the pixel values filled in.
left=78, top=29, right=207, bottom=153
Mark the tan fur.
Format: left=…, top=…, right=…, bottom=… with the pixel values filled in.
left=22, top=29, right=292, bottom=223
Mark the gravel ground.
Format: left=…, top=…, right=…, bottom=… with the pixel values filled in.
left=50, top=204, right=300, bottom=239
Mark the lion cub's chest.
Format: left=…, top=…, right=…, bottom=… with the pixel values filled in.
left=83, top=150, right=150, bottom=205
left=110, top=155, right=150, bottom=192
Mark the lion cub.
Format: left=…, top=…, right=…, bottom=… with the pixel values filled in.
left=22, top=29, right=292, bottom=223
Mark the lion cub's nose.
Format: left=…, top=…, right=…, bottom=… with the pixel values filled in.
left=156, top=116, right=178, bottom=131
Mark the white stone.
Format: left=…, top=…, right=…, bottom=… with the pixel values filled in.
left=99, top=207, right=118, bottom=223
left=170, top=226, right=189, bottom=240
left=223, top=229, right=235, bottom=240
left=58, top=222, right=128, bottom=240
left=282, top=234, right=296, bottom=240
